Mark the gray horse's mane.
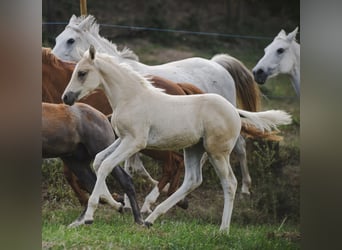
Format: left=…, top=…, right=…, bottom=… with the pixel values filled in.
left=69, top=15, right=139, bottom=61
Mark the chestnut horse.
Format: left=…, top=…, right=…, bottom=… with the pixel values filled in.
left=42, top=102, right=143, bottom=224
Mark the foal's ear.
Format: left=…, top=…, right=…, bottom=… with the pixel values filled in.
left=89, top=45, right=95, bottom=60
left=287, top=27, right=298, bottom=42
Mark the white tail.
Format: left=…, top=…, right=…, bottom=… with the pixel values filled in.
left=237, top=109, right=292, bottom=132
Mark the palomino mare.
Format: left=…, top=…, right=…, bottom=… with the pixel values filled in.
left=252, top=27, right=300, bottom=96
left=62, top=46, right=291, bottom=232
left=42, top=102, right=143, bottom=224
left=52, top=15, right=261, bottom=196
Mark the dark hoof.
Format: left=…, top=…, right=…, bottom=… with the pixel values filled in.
left=144, top=221, right=153, bottom=228
left=177, top=198, right=189, bottom=210
left=118, top=206, right=124, bottom=214
left=84, top=220, right=93, bottom=225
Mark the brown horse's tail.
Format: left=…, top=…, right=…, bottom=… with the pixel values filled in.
left=176, top=83, right=204, bottom=95
left=211, top=54, right=261, bottom=112
left=241, top=125, right=284, bottom=141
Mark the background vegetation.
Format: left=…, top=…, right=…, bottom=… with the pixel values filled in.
left=42, top=1, right=300, bottom=249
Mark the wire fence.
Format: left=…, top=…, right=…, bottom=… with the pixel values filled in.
left=42, top=21, right=298, bottom=100
left=43, top=22, right=273, bottom=41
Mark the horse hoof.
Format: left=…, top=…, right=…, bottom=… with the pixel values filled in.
left=177, top=198, right=189, bottom=210
left=118, top=206, right=124, bottom=213
left=84, top=220, right=93, bottom=225
left=144, top=221, right=153, bottom=228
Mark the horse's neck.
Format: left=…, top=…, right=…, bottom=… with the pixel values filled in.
left=289, top=42, right=300, bottom=96
left=98, top=58, right=148, bottom=110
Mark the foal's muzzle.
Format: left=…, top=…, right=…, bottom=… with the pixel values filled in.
left=62, top=91, right=80, bottom=106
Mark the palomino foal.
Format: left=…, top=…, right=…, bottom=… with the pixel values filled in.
left=62, top=46, right=291, bottom=233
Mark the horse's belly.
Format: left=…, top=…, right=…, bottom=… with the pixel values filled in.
left=146, top=126, right=201, bottom=151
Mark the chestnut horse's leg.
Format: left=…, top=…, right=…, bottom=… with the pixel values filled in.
left=62, top=164, right=89, bottom=206
left=61, top=156, right=97, bottom=198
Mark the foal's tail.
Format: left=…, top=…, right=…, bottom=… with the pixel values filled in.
left=211, top=54, right=261, bottom=112
left=237, top=109, right=292, bottom=133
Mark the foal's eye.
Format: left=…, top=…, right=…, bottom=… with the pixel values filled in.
left=277, top=48, right=285, bottom=54
left=78, top=70, right=87, bottom=78
left=67, top=38, right=75, bottom=45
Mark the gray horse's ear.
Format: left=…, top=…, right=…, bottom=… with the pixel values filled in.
left=69, top=14, right=78, bottom=24
left=287, top=27, right=298, bottom=42
left=79, top=15, right=95, bottom=31
left=89, top=45, right=95, bottom=60
left=277, top=29, right=286, bottom=39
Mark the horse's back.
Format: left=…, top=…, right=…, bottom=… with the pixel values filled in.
left=137, top=57, right=236, bottom=104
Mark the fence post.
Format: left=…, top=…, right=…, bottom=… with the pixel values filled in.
left=80, top=0, right=87, bottom=16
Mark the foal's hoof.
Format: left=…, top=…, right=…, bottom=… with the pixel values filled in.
left=144, top=221, right=153, bottom=228
left=84, top=220, right=93, bottom=225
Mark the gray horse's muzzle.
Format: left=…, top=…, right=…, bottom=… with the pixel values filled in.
left=62, top=91, right=80, bottom=106
left=252, top=68, right=268, bottom=84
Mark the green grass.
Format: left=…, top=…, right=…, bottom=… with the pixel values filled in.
left=42, top=205, right=299, bottom=250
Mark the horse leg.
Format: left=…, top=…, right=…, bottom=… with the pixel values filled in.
left=62, top=164, right=89, bottom=206
left=141, top=151, right=188, bottom=214
left=208, top=153, right=237, bottom=233
left=61, top=156, right=97, bottom=200
left=68, top=138, right=141, bottom=228
left=110, top=166, right=143, bottom=224
left=166, top=152, right=188, bottom=209
left=144, top=142, right=205, bottom=227
left=233, top=135, right=251, bottom=195
left=123, top=153, right=158, bottom=210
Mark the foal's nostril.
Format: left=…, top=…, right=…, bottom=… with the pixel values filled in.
left=62, top=94, right=68, bottom=104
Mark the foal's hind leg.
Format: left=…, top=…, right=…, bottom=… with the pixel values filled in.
left=208, top=153, right=237, bottom=233
left=233, top=135, right=252, bottom=195
left=144, top=143, right=205, bottom=227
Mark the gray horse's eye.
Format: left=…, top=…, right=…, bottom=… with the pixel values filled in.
left=67, top=38, right=75, bottom=45
left=277, top=48, right=285, bottom=54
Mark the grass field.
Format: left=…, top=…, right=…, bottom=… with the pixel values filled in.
left=42, top=38, right=300, bottom=249
left=42, top=203, right=300, bottom=250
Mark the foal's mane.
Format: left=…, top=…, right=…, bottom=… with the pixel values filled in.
left=68, top=15, right=139, bottom=61
left=96, top=52, right=163, bottom=92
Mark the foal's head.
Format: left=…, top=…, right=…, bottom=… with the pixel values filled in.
left=252, top=27, right=299, bottom=84
left=62, top=45, right=101, bottom=106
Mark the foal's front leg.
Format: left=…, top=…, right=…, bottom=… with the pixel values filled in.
left=68, top=138, right=143, bottom=228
